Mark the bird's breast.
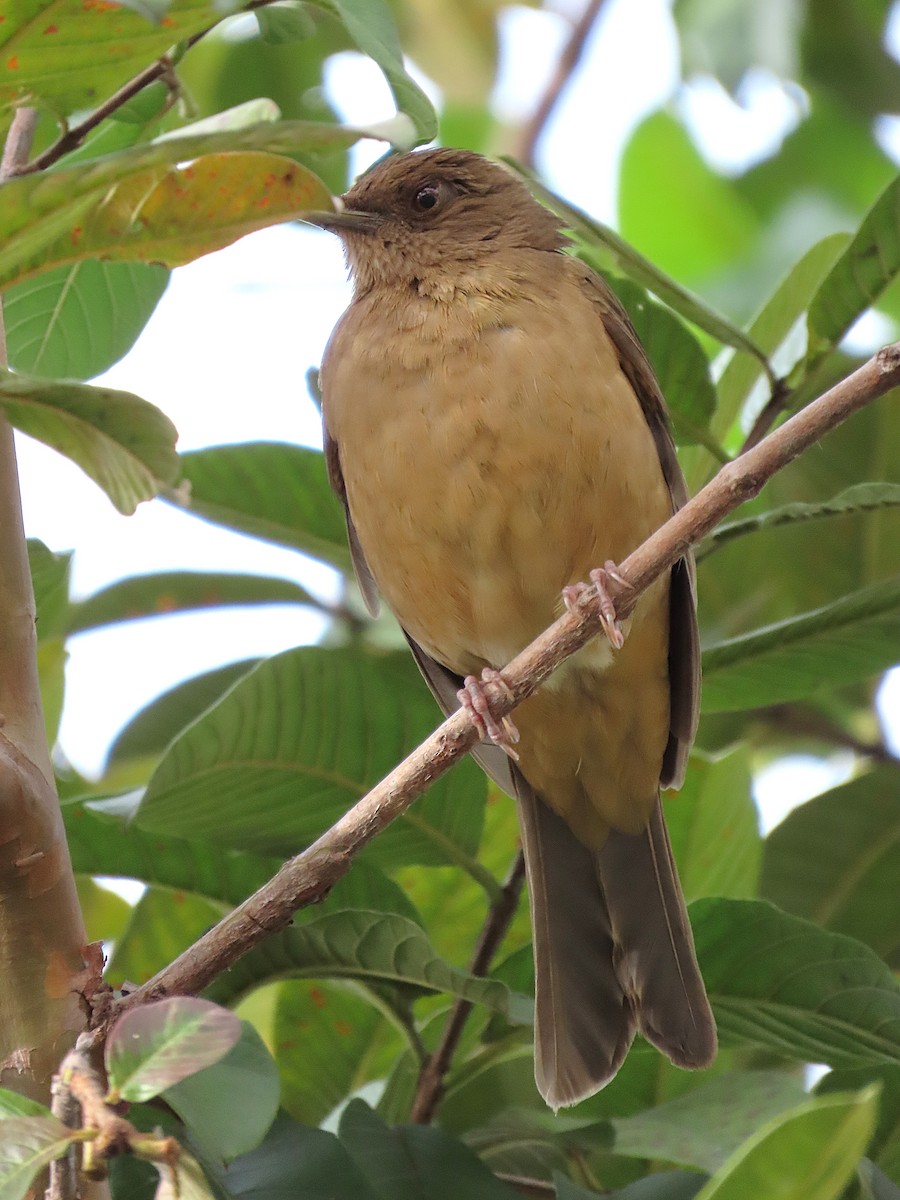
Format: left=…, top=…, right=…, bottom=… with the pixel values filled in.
left=323, top=281, right=672, bottom=677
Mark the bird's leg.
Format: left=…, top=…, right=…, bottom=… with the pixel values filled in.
left=458, top=668, right=521, bottom=760
left=562, top=560, right=627, bottom=650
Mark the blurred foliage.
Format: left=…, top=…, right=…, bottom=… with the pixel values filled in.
left=3, top=0, right=900, bottom=1198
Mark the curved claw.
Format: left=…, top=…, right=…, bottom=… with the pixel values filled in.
left=458, top=669, right=520, bottom=760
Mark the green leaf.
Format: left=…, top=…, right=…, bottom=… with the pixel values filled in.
left=760, top=766, right=900, bottom=962
left=63, top=796, right=281, bottom=906
left=0, top=1092, right=52, bottom=1120
left=673, top=0, right=800, bottom=93
left=0, top=153, right=334, bottom=290
left=701, top=578, right=900, bottom=712
left=163, top=1021, right=279, bottom=1162
left=106, top=886, right=225, bottom=987
left=698, top=483, right=900, bottom=560
left=175, top=442, right=349, bottom=569
left=801, top=0, right=900, bottom=121
left=666, top=747, right=759, bottom=902
left=313, top=0, right=436, bottom=141
left=606, top=277, right=718, bottom=444
left=0, top=1116, right=75, bottom=1200
left=106, top=997, right=241, bottom=1103
left=203, top=910, right=532, bottom=1024
left=713, top=233, right=850, bottom=440
left=694, top=898, right=900, bottom=1068
left=275, top=979, right=399, bottom=1126
left=221, top=1114, right=381, bottom=1199
left=135, top=648, right=489, bottom=873
left=557, top=1174, right=708, bottom=1199
left=4, top=261, right=169, bottom=381
left=612, top=1071, right=808, bottom=1172
left=338, top=1100, right=519, bottom=1199
left=105, top=659, right=260, bottom=766
left=523, top=174, right=769, bottom=369
left=256, top=2, right=317, bottom=44
left=27, top=538, right=71, bottom=641
left=692, top=1086, right=878, bottom=1200
left=808, top=173, right=900, bottom=352
left=0, top=0, right=224, bottom=117
left=618, top=112, right=760, bottom=284
left=817, top=1064, right=900, bottom=1189
left=0, top=371, right=179, bottom=514
left=69, top=571, right=317, bottom=634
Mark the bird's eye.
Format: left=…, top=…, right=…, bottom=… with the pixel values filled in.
left=412, top=184, right=441, bottom=212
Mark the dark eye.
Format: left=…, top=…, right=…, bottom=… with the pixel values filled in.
left=412, top=184, right=441, bottom=212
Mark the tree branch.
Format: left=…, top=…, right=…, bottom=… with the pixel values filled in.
left=0, top=110, right=90, bottom=1103
left=115, top=340, right=900, bottom=1016
left=14, top=55, right=182, bottom=177
left=517, top=0, right=611, bottom=169
left=758, top=702, right=899, bottom=768
left=410, top=852, right=526, bottom=1124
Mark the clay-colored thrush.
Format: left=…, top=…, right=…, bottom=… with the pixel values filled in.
left=314, top=148, right=716, bottom=1107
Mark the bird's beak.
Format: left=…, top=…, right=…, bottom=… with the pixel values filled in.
left=302, top=199, right=379, bottom=234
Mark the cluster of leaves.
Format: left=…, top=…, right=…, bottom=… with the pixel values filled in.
left=2, top=1, right=900, bottom=1198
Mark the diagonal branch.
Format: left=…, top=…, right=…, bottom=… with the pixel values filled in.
left=115, top=340, right=900, bottom=1016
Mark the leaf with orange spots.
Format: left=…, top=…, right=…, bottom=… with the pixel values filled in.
left=0, top=0, right=222, bottom=117
left=0, top=0, right=435, bottom=137
left=0, top=368, right=179, bottom=513
left=202, top=910, right=534, bottom=1027
left=0, top=151, right=334, bottom=291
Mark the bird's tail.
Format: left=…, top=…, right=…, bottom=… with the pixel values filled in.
left=515, top=778, right=716, bottom=1109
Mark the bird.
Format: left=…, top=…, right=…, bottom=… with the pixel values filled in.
left=311, top=147, right=717, bottom=1108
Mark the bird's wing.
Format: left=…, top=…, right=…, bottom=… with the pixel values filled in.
left=323, top=425, right=381, bottom=617
left=575, top=262, right=700, bottom=788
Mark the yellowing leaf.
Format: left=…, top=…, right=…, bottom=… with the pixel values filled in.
left=0, top=152, right=334, bottom=289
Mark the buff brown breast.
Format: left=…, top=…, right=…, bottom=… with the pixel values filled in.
left=313, top=148, right=717, bottom=1108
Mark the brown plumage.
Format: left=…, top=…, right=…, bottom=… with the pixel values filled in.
left=315, top=148, right=716, bottom=1107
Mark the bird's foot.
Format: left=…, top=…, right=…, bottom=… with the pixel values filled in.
left=458, top=669, right=521, bottom=760
left=562, top=560, right=627, bottom=650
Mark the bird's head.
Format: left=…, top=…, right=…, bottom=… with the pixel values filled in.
left=305, top=148, right=565, bottom=294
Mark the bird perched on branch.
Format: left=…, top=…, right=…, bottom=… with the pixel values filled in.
left=312, top=148, right=716, bottom=1108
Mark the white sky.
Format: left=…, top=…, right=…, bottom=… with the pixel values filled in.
left=15, top=0, right=897, bottom=830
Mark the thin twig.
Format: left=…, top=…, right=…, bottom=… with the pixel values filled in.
left=15, top=55, right=180, bottom=178
left=47, top=1032, right=177, bottom=1188
left=760, top=703, right=899, bottom=767
left=410, top=852, right=526, bottom=1124
left=113, top=341, right=900, bottom=1016
left=47, top=1070, right=81, bottom=1200
left=518, top=0, right=611, bottom=168
left=740, top=376, right=791, bottom=452
left=9, top=0, right=277, bottom=177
